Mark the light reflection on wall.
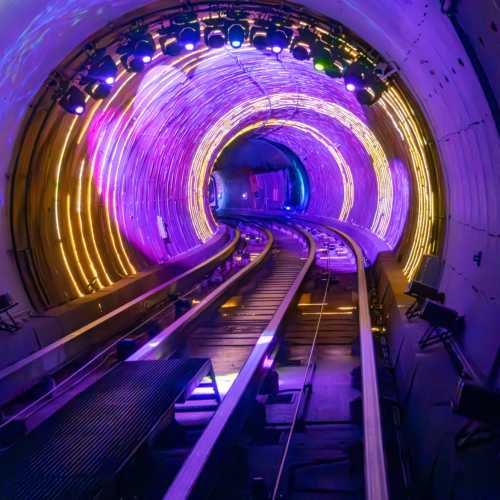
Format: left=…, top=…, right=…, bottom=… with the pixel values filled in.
left=13, top=42, right=436, bottom=305
left=385, top=159, right=410, bottom=249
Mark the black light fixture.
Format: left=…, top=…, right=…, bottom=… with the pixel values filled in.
left=267, top=30, right=287, bottom=54
left=117, top=24, right=156, bottom=72
left=160, top=39, right=183, bottom=56
left=84, top=82, right=112, bottom=100
left=290, top=29, right=315, bottom=61
left=354, top=75, right=385, bottom=105
left=58, top=86, right=86, bottom=115
left=159, top=13, right=201, bottom=52
left=158, top=24, right=182, bottom=56
left=178, top=24, right=200, bottom=51
left=227, top=22, right=247, bottom=48
left=80, top=48, right=118, bottom=100
left=325, top=47, right=347, bottom=78
left=266, top=19, right=292, bottom=54
left=168, top=13, right=201, bottom=51
left=134, top=36, right=156, bottom=63
left=250, top=23, right=269, bottom=51
left=86, top=52, right=118, bottom=85
left=312, top=44, right=332, bottom=73
left=343, top=60, right=368, bottom=91
left=204, top=18, right=227, bottom=49
left=343, top=59, right=385, bottom=105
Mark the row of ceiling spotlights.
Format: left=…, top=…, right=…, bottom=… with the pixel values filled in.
left=57, top=14, right=387, bottom=115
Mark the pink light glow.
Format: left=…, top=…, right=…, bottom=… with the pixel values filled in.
left=82, top=47, right=407, bottom=266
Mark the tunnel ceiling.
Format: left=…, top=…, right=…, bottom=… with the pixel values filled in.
left=8, top=1, right=445, bottom=309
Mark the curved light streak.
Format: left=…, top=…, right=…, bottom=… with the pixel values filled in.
left=191, top=93, right=392, bottom=242
left=380, top=87, right=436, bottom=279
left=22, top=40, right=436, bottom=305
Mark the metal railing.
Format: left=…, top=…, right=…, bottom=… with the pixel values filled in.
left=324, top=224, right=389, bottom=500
left=163, top=223, right=316, bottom=500
left=129, top=226, right=274, bottom=362
left=0, top=227, right=240, bottom=406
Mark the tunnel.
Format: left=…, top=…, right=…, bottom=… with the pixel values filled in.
left=0, top=1, right=498, bottom=499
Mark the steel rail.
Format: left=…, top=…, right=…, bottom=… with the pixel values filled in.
left=0, top=272, right=213, bottom=430
left=163, top=223, right=316, bottom=500
left=0, top=226, right=240, bottom=406
left=321, top=223, right=389, bottom=500
left=129, top=226, right=274, bottom=362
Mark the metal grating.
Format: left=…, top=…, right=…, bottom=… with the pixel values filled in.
left=0, top=359, right=210, bottom=500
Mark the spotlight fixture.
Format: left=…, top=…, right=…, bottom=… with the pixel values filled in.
left=292, top=44, right=310, bottom=60
left=160, top=40, right=183, bottom=56
left=159, top=14, right=200, bottom=53
left=135, top=37, right=155, bottom=62
left=58, top=86, right=86, bottom=115
left=343, top=61, right=366, bottom=91
left=84, top=82, right=112, bottom=100
left=328, top=47, right=349, bottom=78
left=117, top=25, right=156, bottom=72
left=312, top=45, right=332, bottom=73
left=290, top=29, right=315, bottom=61
left=267, top=19, right=292, bottom=54
left=354, top=76, right=385, bottom=105
left=80, top=48, right=118, bottom=100
left=119, top=55, right=144, bottom=73
left=204, top=23, right=226, bottom=49
left=227, top=22, right=247, bottom=48
left=250, top=19, right=292, bottom=54
left=179, top=25, right=200, bottom=51
left=85, top=53, right=118, bottom=85
left=344, top=60, right=385, bottom=105
left=158, top=24, right=183, bottom=56
left=250, top=24, right=269, bottom=51
left=267, top=28, right=288, bottom=54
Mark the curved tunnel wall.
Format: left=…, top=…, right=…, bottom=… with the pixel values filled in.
left=9, top=7, right=442, bottom=310
left=0, top=0, right=497, bottom=378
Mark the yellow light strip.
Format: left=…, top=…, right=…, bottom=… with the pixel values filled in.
left=191, top=93, right=392, bottom=242
left=302, top=311, right=353, bottom=316
left=66, top=194, right=90, bottom=290
left=77, top=160, right=103, bottom=289
left=379, top=87, right=436, bottom=279
left=54, top=114, right=84, bottom=298
left=298, top=302, right=328, bottom=306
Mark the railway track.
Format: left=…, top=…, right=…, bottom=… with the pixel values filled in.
left=0, top=223, right=263, bottom=439
left=0, top=218, right=388, bottom=500
left=156, top=218, right=388, bottom=500
left=123, top=221, right=315, bottom=498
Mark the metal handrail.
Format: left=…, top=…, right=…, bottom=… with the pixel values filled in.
left=323, top=224, right=389, bottom=500
left=163, top=223, right=316, bottom=500
left=129, top=226, right=274, bottom=361
left=0, top=226, right=240, bottom=405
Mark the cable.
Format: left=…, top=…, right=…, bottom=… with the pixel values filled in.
left=271, top=248, right=332, bottom=499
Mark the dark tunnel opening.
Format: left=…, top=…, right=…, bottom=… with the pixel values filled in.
left=212, top=136, right=310, bottom=213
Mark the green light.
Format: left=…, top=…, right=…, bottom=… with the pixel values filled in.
left=314, top=62, right=325, bottom=72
